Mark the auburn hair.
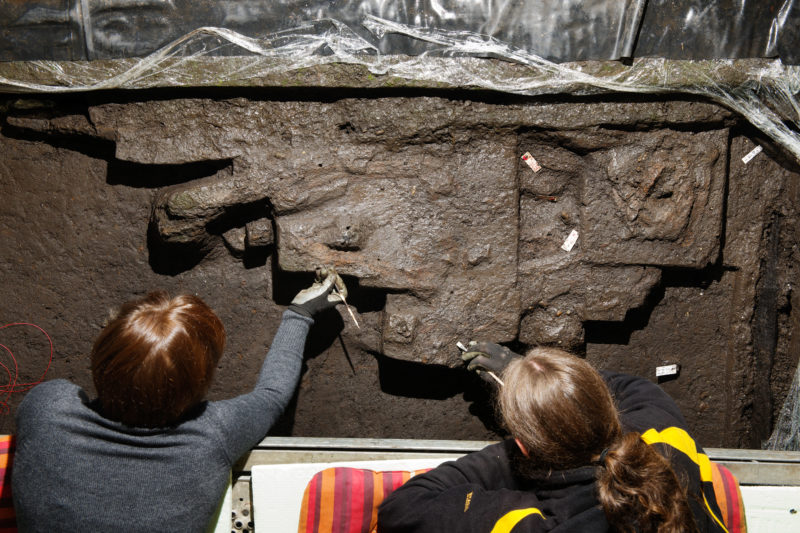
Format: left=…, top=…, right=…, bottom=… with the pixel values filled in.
left=498, top=348, right=699, bottom=533
left=91, top=291, right=225, bottom=428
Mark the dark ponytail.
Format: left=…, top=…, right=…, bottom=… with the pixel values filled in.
left=596, top=433, right=699, bottom=533
left=499, top=349, right=699, bottom=533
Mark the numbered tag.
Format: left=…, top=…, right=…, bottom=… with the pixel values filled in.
left=521, top=152, right=541, bottom=172
left=742, top=145, right=762, bottom=164
left=561, top=229, right=579, bottom=252
left=656, top=364, right=680, bottom=377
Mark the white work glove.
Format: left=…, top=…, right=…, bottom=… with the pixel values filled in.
left=288, top=268, right=347, bottom=318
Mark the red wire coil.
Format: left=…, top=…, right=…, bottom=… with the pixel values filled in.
left=0, top=323, right=53, bottom=413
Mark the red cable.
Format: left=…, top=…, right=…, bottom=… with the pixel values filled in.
left=0, top=323, right=54, bottom=412
left=0, top=344, right=15, bottom=413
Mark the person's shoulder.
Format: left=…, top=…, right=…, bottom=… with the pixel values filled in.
left=25, top=378, right=80, bottom=397
left=455, top=440, right=514, bottom=460
left=483, top=439, right=516, bottom=458
left=18, top=379, right=84, bottom=418
left=447, top=440, right=517, bottom=476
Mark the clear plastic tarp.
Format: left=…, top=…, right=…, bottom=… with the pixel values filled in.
left=2, top=17, right=799, bottom=165
left=767, top=363, right=800, bottom=450
left=1, top=1, right=798, bottom=63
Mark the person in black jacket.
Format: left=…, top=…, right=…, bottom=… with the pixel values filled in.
left=378, top=344, right=728, bottom=533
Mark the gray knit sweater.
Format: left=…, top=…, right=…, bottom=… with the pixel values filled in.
left=12, top=309, right=313, bottom=533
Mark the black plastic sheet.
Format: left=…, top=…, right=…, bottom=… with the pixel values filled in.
left=637, top=0, right=798, bottom=61
left=1, top=4, right=799, bottom=166
left=1, top=0, right=797, bottom=63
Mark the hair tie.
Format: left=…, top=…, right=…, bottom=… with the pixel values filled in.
left=595, top=447, right=610, bottom=466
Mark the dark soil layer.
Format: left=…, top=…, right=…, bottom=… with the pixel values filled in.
left=1, top=91, right=798, bottom=448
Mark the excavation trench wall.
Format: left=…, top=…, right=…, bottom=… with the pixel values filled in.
left=1, top=87, right=799, bottom=448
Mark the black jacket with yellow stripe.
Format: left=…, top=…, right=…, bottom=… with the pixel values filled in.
left=377, top=372, right=728, bottom=533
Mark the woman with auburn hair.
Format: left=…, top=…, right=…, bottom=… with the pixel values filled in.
left=12, top=269, right=347, bottom=532
left=379, top=344, right=728, bottom=533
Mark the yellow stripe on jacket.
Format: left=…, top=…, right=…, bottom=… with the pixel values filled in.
left=490, top=508, right=545, bottom=533
left=641, top=427, right=728, bottom=533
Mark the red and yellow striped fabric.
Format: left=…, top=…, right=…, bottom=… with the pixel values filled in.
left=297, top=467, right=430, bottom=533
left=0, top=436, right=16, bottom=533
left=711, top=461, right=747, bottom=533
left=296, top=461, right=746, bottom=533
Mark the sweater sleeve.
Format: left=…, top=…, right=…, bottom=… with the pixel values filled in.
left=600, top=370, right=689, bottom=433
left=208, top=309, right=313, bottom=462
left=378, top=441, right=549, bottom=533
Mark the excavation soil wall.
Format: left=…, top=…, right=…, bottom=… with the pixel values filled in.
left=1, top=89, right=799, bottom=448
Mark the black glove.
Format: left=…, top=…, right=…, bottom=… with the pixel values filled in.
left=288, top=268, right=347, bottom=318
left=461, top=342, right=522, bottom=382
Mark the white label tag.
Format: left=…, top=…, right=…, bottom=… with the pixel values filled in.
left=521, top=152, right=541, bottom=172
left=742, top=145, right=762, bottom=164
left=656, top=364, right=679, bottom=377
left=561, top=229, right=579, bottom=252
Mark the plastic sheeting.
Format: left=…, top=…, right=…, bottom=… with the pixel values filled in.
left=2, top=17, right=799, bottom=165
left=766, top=360, right=800, bottom=450
left=0, top=1, right=798, bottom=63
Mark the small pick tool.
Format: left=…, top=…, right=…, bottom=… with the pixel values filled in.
left=333, top=280, right=359, bottom=329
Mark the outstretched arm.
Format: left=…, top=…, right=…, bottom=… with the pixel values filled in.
left=211, top=268, right=347, bottom=461
left=601, top=370, right=688, bottom=433
left=460, top=342, right=687, bottom=434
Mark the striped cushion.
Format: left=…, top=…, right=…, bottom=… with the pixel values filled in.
left=298, top=461, right=746, bottom=533
left=297, top=467, right=430, bottom=533
left=710, top=461, right=747, bottom=533
left=0, top=436, right=16, bottom=533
